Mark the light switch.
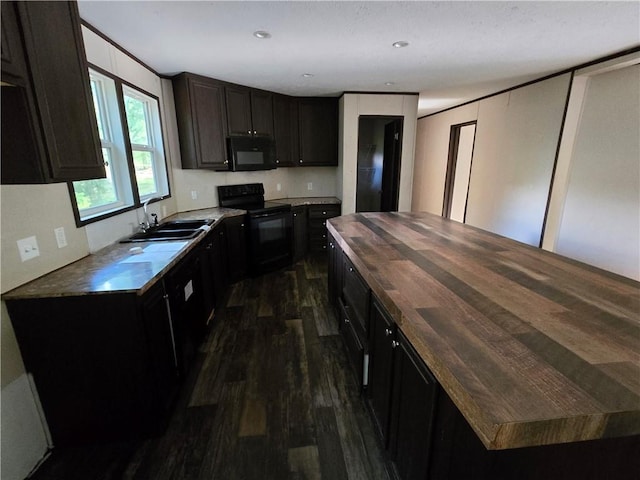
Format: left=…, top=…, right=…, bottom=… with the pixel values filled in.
left=54, top=227, right=67, bottom=248
left=307, top=182, right=313, bottom=191
left=191, top=191, right=198, bottom=200
left=17, top=236, right=40, bottom=262
left=277, top=183, right=281, bottom=192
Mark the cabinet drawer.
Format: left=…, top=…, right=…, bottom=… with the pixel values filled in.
left=339, top=298, right=366, bottom=387
left=308, top=204, right=341, bottom=219
left=342, top=257, right=370, bottom=335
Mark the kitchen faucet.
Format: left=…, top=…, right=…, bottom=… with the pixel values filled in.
left=140, top=197, right=160, bottom=232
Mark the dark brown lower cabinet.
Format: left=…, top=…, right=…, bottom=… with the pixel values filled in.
left=327, top=232, right=343, bottom=320
left=292, top=205, right=308, bottom=262
left=224, top=216, right=248, bottom=283
left=338, top=298, right=365, bottom=386
left=7, top=282, right=181, bottom=446
left=429, top=391, right=640, bottom=480
left=201, top=223, right=230, bottom=312
left=308, top=204, right=341, bottom=253
left=387, top=330, right=437, bottom=480
left=368, top=298, right=396, bottom=444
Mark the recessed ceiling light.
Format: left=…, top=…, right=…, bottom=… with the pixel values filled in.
left=392, top=41, right=409, bottom=48
left=253, top=30, right=271, bottom=39
left=302, top=73, right=314, bottom=78
left=385, top=82, right=395, bottom=86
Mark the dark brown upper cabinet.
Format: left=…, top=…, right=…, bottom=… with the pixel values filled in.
left=1, top=1, right=105, bottom=184
left=273, top=94, right=299, bottom=167
left=225, top=85, right=274, bottom=137
left=172, top=73, right=229, bottom=170
left=298, top=97, right=339, bottom=167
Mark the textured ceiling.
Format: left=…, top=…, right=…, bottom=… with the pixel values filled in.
left=78, top=1, right=640, bottom=116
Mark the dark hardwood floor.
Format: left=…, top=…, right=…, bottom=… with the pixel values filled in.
left=29, top=255, right=390, bottom=480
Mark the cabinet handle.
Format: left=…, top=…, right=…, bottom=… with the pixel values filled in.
left=163, top=293, right=180, bottom=371
left=392, top=340, right=400, bottom=349
left=385, top=328, right=393, bottom=336
left=247, top=130, right=252, bottom=134
left=344, top=318, right=350, bottom=324
left=276, top=160, right=280, bottom=164
left=294, top=213, right=297, bottom=217
left=299, top=159, right=303, bottom=163
left=224, top=160, right=229, bottom=165
left=349, top=267, right=354, bottom=272
left=241, top=223, right=245, bottom=227
left=323, top=211, right=327, bottom=215
left=253, top=130, right=257, bottom=135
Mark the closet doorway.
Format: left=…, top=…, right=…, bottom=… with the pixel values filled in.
left=442, top=121, right=476, bottom=222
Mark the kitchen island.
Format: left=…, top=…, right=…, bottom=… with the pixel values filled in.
left=328, top=212, right=639, bottom=478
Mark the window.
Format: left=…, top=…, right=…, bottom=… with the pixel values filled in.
left=70, top=67, right=170, bottom=224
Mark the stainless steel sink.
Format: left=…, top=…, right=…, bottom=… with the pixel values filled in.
left=120, top=218, right=213, bottom=243
left=155, top=219, right=213, bottom=230
left=121, top=228, right=203, bottom=243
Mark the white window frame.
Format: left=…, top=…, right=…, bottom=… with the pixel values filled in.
left=70, top=67, right=170, bottom=225
left=122, top=85, right=169, bottom=202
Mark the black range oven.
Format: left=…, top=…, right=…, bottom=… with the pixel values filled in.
left=218, top=184, right=292, bottom=275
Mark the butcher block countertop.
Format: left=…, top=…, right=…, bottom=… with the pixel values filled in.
left=327, top=212, right=640, bottom=450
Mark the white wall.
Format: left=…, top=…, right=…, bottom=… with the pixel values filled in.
left=340, top=94, right=419, bottom=214
left=552, top=63, right=640, bottom=280
left=412, top=103, right=479, bottom=214
left=412, top=56, right=639, bottom=280
left=465, top=73, right=571, bottom=246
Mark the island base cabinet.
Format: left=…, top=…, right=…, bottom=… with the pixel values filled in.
left=387, top=330, right=437, bottom=480
left=6, top=286, right=180, bottom=446
left=429, top=390, right=640, bottom=480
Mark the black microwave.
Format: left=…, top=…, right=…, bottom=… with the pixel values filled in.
left=225, top=136, right=276, bottom=171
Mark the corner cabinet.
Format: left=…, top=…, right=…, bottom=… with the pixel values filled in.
left=273, top=94, right=299, bottom=167
left=6, top=282, right=181, bottom=446
left=172, top=73, right=229, bottom=170
left=298, top=97, right=339, bottom=166
left=1, top=1, right=105, bottom=184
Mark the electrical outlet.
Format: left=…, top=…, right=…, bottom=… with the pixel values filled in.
left=307, top=182, right=313, bottom=191
left=17, top=236, right=40, bottom=262
left=191, top=190, right=198, bottom=200
left=54, top=227, right=67, bottom=248
left=277, top=183, right=281, bottom=192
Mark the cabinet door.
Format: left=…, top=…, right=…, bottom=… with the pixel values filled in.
left=225, top=216, right=248, bottom=282
left=388, top=331, right=438, bottom=480
left=188, top=77, right=228, bottom=169
left=226, top=85, right=253, bottom=136
left=368, top=298, right=396, bottom=445
left=342, top=256, right=370, bottom=336
left=298, top=97, right=338, bottom=166
left=199, top=231, right=217, bottom=325
left=1, top=2, right=27, bottom=85
left=327, top=233, right=343, bottom=320
left=211, top=223, right=230, bottom=307
left=2, top=1, right=105, bottom=183
left=251, top=90, right=274, bottom=137
left=141, top=284, right=180, bottom=416
left=292, top=205, right=308, bottom=262
left=273, top=94, right=299, bottom=167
